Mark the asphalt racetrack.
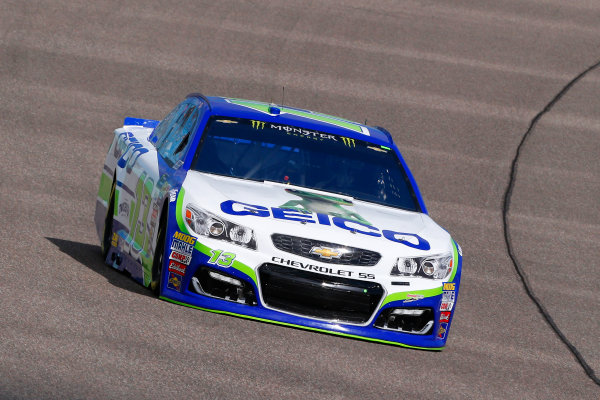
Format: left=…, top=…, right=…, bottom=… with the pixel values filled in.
left=1, top=1, right=599, bottom=399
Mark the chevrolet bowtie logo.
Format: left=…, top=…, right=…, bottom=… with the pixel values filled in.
left=310, top=246, right=342, bottom=259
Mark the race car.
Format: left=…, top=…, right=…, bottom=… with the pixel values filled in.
left=94, top=93, right=462, bottom=349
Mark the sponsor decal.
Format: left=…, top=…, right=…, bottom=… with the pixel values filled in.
left=119, top=202, right=129, bottom=217
left=222, top=199, right=431, bottom=250
left=310, top=246, right=342, bottom=260
left=167, top=271, right=183, bottom=292
left=116, top=131, right=149, bottom=172
left=168, top=259, right=187, bottom=276
left=440, top=301, right=454, bottom=312
left=457, top=243, right=462, bottom=257
left=442, top=290, right=456, bottom=302
left=170, top=232, right=195, bottom=256
left=271, top=256, right=375, bottom=279
left=111, top=232, right=119, bottom=247
left=171, top=239, right=194, bottom=256
left=169, top=250, right=191, bottom=265
left=270, top=124, right=339, bottom=142
left=341, top=137, right=356, bottom=147
left=405, top=293, right=425, bottom=302
left=437, top=322, right=448, bottom=339
left=251, top=120, right=265, bottom=129
left=173, top=231, right=196, bottom=245
left=443, top=282, right=456, bottom=290
left=169, top=189, right=178, bottom=202
left=439, top=311, right=451, bottom=323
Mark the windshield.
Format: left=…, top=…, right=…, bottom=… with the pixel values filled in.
left=191, top=117, right=420, bottom=212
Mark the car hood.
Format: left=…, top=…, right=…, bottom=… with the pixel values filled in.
left=180, top=171, right=452, bottom=256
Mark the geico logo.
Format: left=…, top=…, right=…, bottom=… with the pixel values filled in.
left=220, top=200, right=431, bottom=251
left=173, top=231, right=196, bottom=244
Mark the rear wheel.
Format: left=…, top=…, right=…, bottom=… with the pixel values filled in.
left=101, top=179, right=116, bottom=259
left=150, top=218, right=166, bottom=296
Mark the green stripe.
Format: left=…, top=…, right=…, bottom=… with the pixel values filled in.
left=448, top=240, right=459, bottom=282
left=379, top=286, right=443, bottom=309
left=113, top=189, right=119, bottom=216
left=176, top=187, right=186, bottom=230
left=98, top=172, right=112, bottom=202
left=228, top=99, right=271, bottom=114
left=175, top=187, right=258, bottom=284
left=228, top=98, right=364, bottom=133
left=160, top=297, right=443, bottom=351
left=284, top=109, right=362, bottom=133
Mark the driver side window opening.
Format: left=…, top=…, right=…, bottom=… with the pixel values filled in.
left=157, top=102, right=203, bottom=168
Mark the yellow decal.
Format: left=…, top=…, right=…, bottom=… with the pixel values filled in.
left=169, top=274, right=182, bottom=290
left=173, top=231, right=196, bottom=245
left=251, top=120, right=265, bottom=129
left=443, top=283, right=456, bottom=290
left=311, top=247, right=340, bottom=259
left=341, top=137, right=356, bottom=147
left=111, top=232, right=119, bottom=247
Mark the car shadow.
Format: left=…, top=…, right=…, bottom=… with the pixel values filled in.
left=46, top=237, right=155, bottom=299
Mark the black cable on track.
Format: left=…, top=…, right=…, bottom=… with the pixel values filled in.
left=502, top=59, right=600, bottom=387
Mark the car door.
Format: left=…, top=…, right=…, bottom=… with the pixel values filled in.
left=143, top=99, right=205, bottom=283
left=110, top=98, right=206, bottom=286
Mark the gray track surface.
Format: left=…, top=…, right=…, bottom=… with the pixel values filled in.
left=1, top=1, right=599, bottom=399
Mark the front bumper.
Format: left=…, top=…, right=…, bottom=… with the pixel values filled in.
left=160, top=234, right=461, bottom=350
left=159, top=189, right=462, bottom=350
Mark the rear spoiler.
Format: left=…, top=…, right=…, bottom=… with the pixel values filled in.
left=123, top=117, right=159, bottom=129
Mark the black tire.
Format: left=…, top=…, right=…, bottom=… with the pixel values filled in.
left=150, top=217, right=166, bottom=297
left=101, top=179, right=116, bottom=259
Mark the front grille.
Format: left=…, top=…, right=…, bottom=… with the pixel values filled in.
left=258, top=263, right=384, bottom=324
left=271, top=234, right=381, bottom=266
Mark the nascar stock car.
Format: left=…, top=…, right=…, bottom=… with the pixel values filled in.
left=94, top=93, right=462, bottom=349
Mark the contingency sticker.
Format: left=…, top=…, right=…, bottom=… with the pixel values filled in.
left=169, top=250, right=192, bottom=265
left=167, top=271, right=183, bottom=292
left=405, top=293, right=425, bottom=302
left=168, top=260, right=187, bottom=276
left=437, top=322, right=448, bottom=339
left=439, top=311, right=451, bottom=323
left=170, top=231, right=196, bottom=256
left=442, top=291, right=456, bottom=302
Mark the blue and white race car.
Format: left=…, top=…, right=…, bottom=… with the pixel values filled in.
left=95, top=94, right=462, bottom=349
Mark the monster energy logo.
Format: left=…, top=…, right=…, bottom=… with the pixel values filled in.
left=251, top=120, right=265, bottom=129
left=341, top=137, right=356, bottom=147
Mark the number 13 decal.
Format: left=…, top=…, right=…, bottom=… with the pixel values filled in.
left=207, top=250, right=236, bottom=267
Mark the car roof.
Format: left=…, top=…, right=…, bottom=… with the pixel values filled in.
left=194, top=95, right=393, bottom=145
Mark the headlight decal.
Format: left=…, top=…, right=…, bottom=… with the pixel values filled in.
left=185, top=204, right=257, bottom=250
left=379, top=286, right=443, bottom=309
left=175, top=187, right=258, bottom=285
left=390, top=239, right=459, bottom=281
